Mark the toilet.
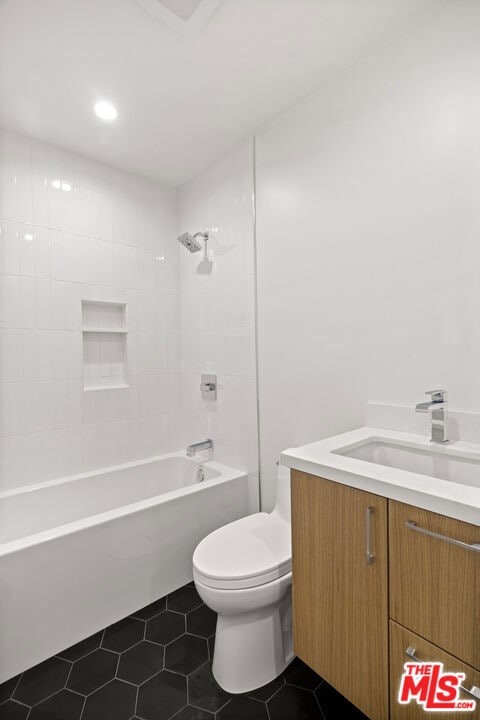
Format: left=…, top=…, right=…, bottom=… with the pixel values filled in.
left=193, top=464, right=293, bottom=693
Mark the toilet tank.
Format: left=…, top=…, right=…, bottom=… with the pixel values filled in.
left=273, top=464, right=291, bottom=521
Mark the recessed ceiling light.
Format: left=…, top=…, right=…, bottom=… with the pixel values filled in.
left=94, top=100, right=118, bottom=121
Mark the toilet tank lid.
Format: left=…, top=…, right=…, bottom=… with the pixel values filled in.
left=193, top=512, right=291, bottom=587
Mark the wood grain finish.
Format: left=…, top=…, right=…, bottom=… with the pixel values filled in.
left=389, top=501, right=480, bottom=670
left=291, top=471, right=389, bottom=720
left=390, top=620, right=480, bottom=720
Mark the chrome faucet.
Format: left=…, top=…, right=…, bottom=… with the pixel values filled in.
left=415, top=390, right=449, bottom=444
left=186, top=439, right=214, bottom=457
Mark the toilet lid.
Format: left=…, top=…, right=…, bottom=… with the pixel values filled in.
left=193, top=512, right=291, bottom=590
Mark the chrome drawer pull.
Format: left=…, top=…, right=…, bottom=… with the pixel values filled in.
left=405, top=647, right=480, bottom=700
left=366, top=506, right=375, bottom=565
left=406, top=521, right=480, bottom=553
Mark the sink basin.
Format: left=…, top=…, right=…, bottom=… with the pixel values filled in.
left=281, top=426, right=480, bottom=525
left=333, top=439, right=480, bottom=488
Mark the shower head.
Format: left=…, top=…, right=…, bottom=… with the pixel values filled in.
left=177, top=231, right=208, bottom=253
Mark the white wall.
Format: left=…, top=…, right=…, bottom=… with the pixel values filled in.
left=0, top=129, right=179, bottom=491
left=177, top=139, right=258, bottom=506
left=256, top=0, right=480, bottom=509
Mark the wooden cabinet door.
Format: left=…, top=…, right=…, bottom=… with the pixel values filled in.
left=389, top=501, right=480, bottom=670
left=291, top=471, right=388, bottom=720
left=390, top=620, right=480, bottom=720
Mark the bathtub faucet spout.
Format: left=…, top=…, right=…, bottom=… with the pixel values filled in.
left=186, top=439, right=214, bottom=457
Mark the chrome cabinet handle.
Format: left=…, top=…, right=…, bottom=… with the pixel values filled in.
left=406, top=521, right=480, bottom=553
left=366, top=506, right=375, bottom=565
left=405, top=647, right=480, bottom=700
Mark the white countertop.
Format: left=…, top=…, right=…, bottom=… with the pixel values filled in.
left=281, top=427, right=480, bottom=526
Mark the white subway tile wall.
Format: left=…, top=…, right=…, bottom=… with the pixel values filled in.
left=177, top=139, right=258, bottom=498
left=0, top=128, right=180, bottom=491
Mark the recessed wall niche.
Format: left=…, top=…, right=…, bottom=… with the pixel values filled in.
left=81, top=300, right=128, bottom=391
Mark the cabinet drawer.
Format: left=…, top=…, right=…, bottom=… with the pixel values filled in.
left=390, top=621, right=480, bottom=720
left=389, top=501, right=480, bottom=669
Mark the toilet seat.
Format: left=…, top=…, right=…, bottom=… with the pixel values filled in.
left=193, top=512, right=291, bottom=590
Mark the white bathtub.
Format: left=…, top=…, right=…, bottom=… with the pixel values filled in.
left=0, top=452, right=251, bottom=683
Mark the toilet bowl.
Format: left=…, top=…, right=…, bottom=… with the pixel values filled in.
left=193, top=465, right=293, bottom=693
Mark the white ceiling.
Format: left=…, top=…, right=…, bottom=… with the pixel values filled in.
left=0, top=0, right=442, bottom=187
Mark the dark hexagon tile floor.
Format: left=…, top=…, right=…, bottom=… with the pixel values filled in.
left=66, top=649, right=118, bottom=695
left=165, top=635, right=208, bottom=675
left=146, top=611, right=185, bottom=646
left=0, top=582, right=368, bottom=720
left=28, top=689, right=84, bottom=720
left=102, top=617, right=145, bottom=653
left=117, top=641, right=164, bottom=685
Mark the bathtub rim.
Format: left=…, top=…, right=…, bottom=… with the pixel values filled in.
left=0, top=451, right=248, bottom=559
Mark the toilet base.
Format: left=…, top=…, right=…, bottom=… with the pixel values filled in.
left=210, top=583, right=293, bottom=693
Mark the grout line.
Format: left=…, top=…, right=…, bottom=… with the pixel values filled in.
left=130, top=611, right=164, bottom=622
left=189, top=698, right=226, bottom=715
left=66, top=688, right=88, bottom=699
left=185, top=602, right=204, bottom=614
left=186, top=630, right=211, bottom=642
left=82, top=646, right=119, bottom=663
left=80, top=676, right=114, bottom=698
left=262, top=683, right=285, bottom=704
left=265, top=700, right=272, bottom=720
left=163, top=667, right=190, bottom=679
left=314, top=692, right=327, bottom=720
left=285, top=680, right=318, bottom=693
left=6, top=698, right=30, bottom=709
left=248, top=696, right=269, bottom=704
left=213, top=696, right=232, bottom=714
left=134, top=684, right=139, bottom=717
left=165, top=608, right=189, bottom=617
left=166, top=703, right=189, bottom=720
left=128, top=666, right=161, bottom=687
left=64, top=657, right=76, bottom=687
left=56, top=642, right=103, bottom=663
left=25, top=684, right=79, bottom=711
left=114, top=652, right=121, bottom=678
left=5, top=673, right=24, bottom=703
left=78, top=694, right=87, bottom=720
left=118, top=638, right=145, bottom=656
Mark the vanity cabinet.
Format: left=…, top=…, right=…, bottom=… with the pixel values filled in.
left=389, top=501, right=480, bottom=670
left=291, top=471, right=389, bottom=720
left=291, top=470, right=480, bottom=720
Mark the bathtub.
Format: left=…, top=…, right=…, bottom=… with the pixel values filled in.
left=0, top=452, right=251, bottom=682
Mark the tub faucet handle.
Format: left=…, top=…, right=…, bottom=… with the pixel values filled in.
left=200, top=374, right=217, bottom=401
